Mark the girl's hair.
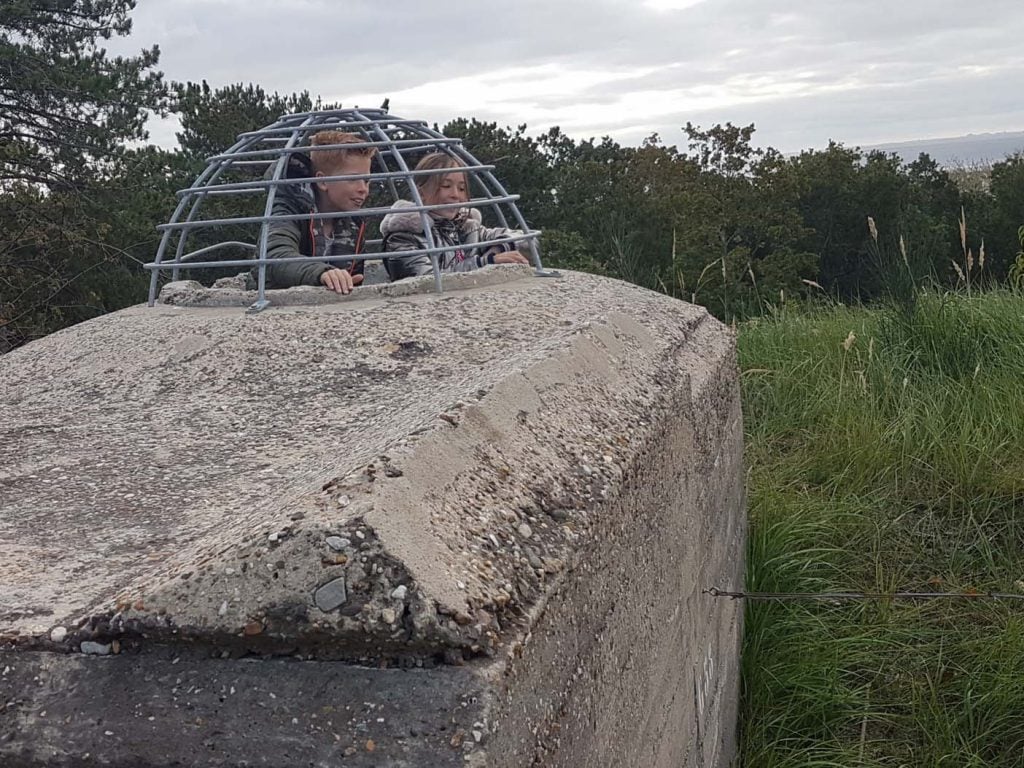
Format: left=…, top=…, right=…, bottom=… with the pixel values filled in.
left=309, top=131, right=376, bottom=175
left=413, top=152, right=468, bottom=201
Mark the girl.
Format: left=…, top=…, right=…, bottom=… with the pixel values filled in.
left=380, top=153, right=531, bottom=281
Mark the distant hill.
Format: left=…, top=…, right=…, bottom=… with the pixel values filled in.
left=863, top=131, right=1024, bottom=167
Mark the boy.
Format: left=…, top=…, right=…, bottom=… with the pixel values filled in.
left=264, top=131, right=375, bottom=293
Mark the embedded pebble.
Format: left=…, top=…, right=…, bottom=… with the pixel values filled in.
left=518, top=523, right=533, bottom=539
left=314, top=578, right=348, bottom=611
left=326, top=536, right=349, bottom=552
left=49, top=627, right=67, bottom=643
left=80, top=641, right=111, bottom=656
left=524, top=549, right=543, bottom=570
left=381, top=608, right=397, bottom=624
left=338, top=495, right=350, bottom=508
left=390, top=585, right=408, bottom=600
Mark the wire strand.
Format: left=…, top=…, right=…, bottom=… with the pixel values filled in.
left=705, top=587, right=1024, bottom=602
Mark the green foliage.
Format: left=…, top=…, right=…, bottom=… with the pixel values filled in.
left=0, top=0, right=171, bottom=350
left=0, top=0, right=168, bottom=188
left=739, top=293, right=1024, bottom=766
left=1010, top=226, right=1024, bottom=292
left=173, top=81, right=320, bottom=159
left=987, top=154, right=1024, bottom=277
left=538, top=228, right=606, bottom=275
left=670, top=124, right=816, bottom=318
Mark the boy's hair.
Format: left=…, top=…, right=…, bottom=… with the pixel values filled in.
left=309, top=131, right=376, bottom=175
left=413, top=152, right=468, bottom=200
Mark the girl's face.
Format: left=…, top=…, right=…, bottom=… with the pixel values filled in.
left=425, top=171, right=468, bottom=219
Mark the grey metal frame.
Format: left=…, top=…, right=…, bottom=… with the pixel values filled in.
left=145, top=108, right=557, bottom=311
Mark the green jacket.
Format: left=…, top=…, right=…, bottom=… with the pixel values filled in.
left=260, top=154, right=366, bottom=289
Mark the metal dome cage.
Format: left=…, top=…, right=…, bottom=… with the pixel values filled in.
left=146, top=107, right=554, bottom=311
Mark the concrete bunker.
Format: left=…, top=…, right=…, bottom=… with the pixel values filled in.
left=1, top=111, right=745, bottom=767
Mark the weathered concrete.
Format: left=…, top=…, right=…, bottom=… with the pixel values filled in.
left=0, top=267, right=745, bottom=766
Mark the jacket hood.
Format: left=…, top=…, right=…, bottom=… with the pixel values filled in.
left=380, top=199, right=482, bottom=237
left=266, top=152, right=316, bottom=215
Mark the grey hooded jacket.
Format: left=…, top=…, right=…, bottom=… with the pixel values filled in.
left=379, top=200, right=527, bottom=281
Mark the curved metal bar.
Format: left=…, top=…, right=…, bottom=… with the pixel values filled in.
left=155, top=196, right=521, bottom=231
left=253, top=114, right=318, bottom=310
left=171, top=131, right=272, bottom=281
left=147, top=125, right=282, bottom=305
left=147, top=232, right=541, bottom=272
left=279, top=107, right=390, bottom=121
left=175, top=164, right=498, bottom=198
left=205, top=137, right=462, bottom=164
left=353, top=109, right=446, bottom=292
left=179, top=241, right=258, bottom=263
left=234, top=117, right=427, bottom=140
left=373, top=144, right=401, bottom=201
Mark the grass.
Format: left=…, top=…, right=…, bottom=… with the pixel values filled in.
left=737, top=289, right=1024, bottom=767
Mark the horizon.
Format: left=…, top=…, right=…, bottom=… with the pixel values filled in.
left=139, top=109, right=1024, bottom=167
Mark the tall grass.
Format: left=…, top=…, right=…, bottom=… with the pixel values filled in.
left=738, top=290, right=1024, bottom=766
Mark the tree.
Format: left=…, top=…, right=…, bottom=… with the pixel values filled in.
left=671, top=123, right=815, bottom=318
left=173, top=81, right=319, bottom=160
left=0, top=0, right=168, bottom=189
left=986, top=152, right=1024, bottom=279
left=0, top=0, right=168, bottom=351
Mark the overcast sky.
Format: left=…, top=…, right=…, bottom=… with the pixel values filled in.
left=112, top=0, right=1024, bottom=153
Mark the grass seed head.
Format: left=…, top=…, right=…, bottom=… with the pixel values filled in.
left=952, top=260, right=966, bottom=283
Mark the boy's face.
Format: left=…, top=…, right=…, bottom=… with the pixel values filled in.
left=316, top=154, right=372, bottom=213
left=426, top=172, right=469, bottom=219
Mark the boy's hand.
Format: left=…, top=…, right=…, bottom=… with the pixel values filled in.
left=493, top=250, right=531, bottom=265
left=320, top=269, right=363, bottom=294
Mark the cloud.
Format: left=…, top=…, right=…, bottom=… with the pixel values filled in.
left=110, top=0, right=1024, bottom=152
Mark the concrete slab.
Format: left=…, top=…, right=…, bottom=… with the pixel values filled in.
left=0, top=267, right=745, bottom=766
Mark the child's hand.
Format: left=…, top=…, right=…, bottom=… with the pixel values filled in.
left=320, top=268, right=363, bottom=294
left=493, top=250, right=531, bottom=265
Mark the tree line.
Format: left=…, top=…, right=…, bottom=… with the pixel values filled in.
left=3, top=0, right=1023, bottom=352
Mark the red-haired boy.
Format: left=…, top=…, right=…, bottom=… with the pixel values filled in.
left=265, top=131, right=375, bottom=293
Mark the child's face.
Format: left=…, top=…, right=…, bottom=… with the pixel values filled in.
left=425, top=171, right=468, bottom=219
left=316, top=154, right=372, bottom=213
